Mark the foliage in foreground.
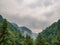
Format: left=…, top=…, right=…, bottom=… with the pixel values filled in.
left=0, top=15, right=60, bottom=45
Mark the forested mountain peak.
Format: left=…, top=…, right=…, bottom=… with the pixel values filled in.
left=36, top=19, right=60, bottom=45
left=0, top=15, right=60, bottom=45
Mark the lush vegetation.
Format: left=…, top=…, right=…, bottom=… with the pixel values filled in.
left=0, top=15, right=60, bottom=45
left=36, top=20, right=60, bottom=45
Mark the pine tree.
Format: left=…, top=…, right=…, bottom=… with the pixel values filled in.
left=23, top=35, right=33, bottom=45
left=56, top=20, right=60, bottom=45
left=36, top=33, right=49, bottom=45
left=0, top=19, right=8, bottom=45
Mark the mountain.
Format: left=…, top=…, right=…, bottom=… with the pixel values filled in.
left=37, top=20, right=60, bottom=45
left=42, top=21, right=58, bottom=38
left=0, top=15, right=37, bottom=39
left=0, top=15, right=34, bottom=45
left=18, top=26, right=32, bottom=36
left=0, top=15, right=60, bottom=45
left=41, top=22, right=57, bottom=39
left=12, top=23, right=33, bottom=35
left=0, top=15, right=32, bottom=36
left=0, top=15, right=24, bottom=45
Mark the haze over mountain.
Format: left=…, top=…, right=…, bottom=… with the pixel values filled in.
left=0, top=15, right=38, bottom=39
left=0, top=0, right=60, bottom=33
left=0, top=0, right=60, bottom=45
left=0, top=15, right=60, bottom=45
left=0, top=15, right=33, bottom=36
left=37, top=19, right=60, bottom=45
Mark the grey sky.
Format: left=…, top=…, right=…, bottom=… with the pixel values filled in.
left=0, top=0, right=60, bottom=33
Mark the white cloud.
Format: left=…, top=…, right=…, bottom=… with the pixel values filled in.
left=23, top=0, right=37, bottom=5
left=0, top=0, right=19, bottom=15
left=0, top=0, right=60, bottom=33
left=17, top=0, right=57, bottom=21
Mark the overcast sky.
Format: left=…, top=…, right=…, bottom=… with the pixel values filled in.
left=0, top=0, right=60, bottom=33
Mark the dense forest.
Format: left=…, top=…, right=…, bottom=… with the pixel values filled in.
left=0, top=15, right=60, bottom=45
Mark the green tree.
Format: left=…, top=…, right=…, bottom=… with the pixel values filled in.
left=56, top=20, right=60, bottom=45
left=23, top=35, right=33, bottom=45
left=36, top=33, right=49, bottom=45
left=0, top=19, right=8, bottom=45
